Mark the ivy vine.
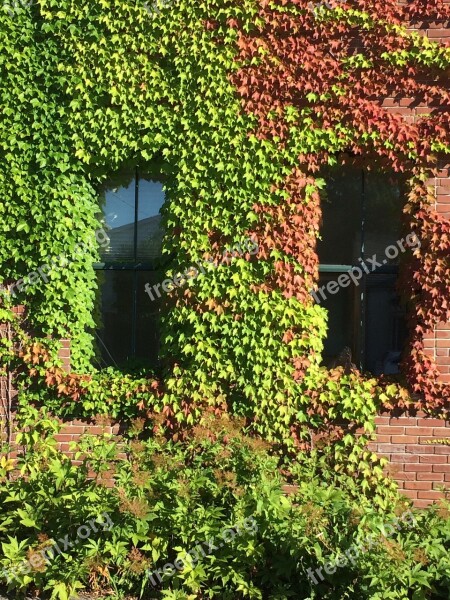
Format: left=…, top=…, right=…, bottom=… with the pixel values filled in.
left=0, top=0, right=449, bottom=454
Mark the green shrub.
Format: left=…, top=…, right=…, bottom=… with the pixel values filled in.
left=0, top=406, right=449, bottom=600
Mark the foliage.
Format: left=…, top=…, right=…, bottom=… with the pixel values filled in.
left=424, top=438, right=450, bottom=446
left=230, top=0, right=450, bottom=414
left=0, top=0, right=448, bottom=439
left=1, top=4, right=450, bottom=598
left=0, top=406, right=450, bottom=600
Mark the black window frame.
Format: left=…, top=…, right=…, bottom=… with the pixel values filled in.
left=94, top=166, right=167, bottom=367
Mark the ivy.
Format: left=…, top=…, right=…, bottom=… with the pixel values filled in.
left=0, top=0, right=449, bottom=461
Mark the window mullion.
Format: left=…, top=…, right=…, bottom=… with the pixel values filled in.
left=131, top=169, right=139, bottom=358
left=359, top=168, right=366, bottom=370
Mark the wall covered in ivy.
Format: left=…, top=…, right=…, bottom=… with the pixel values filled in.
left=1, top=0, right=449, bottom=448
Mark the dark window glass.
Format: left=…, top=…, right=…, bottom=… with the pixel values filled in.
left=317, top=167, right=406, bottom=374
left=95, top=169, right=165, bottom=368
left=317, top=167, right=362, bottom=266
left=365, top=274, right=407, bottom=375
left=318, top=273, right=360, bottom=367
left=364, top=171, right=403, bottom=261
left=96, top=271, right=134, bottom=365
left=135, top=271, right=161, bottom=366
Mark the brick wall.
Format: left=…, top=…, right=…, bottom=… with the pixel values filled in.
left=372, top=415, right=450, bottom=508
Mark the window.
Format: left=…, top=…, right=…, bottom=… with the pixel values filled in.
left=94, top=168, right=165, bottom=368
left=316, top=166, right=408, bottom=374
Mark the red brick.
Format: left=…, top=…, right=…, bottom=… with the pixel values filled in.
left=433, top=464, right=450, bottom=473
left=376, top=426, right=405, bottom=435
left=406, top=426, right=435, bottom=435
left=417, top=419, right=447, bottom=428
left=391, top=454, right=422, bottom=464
left=414, top=499, right=434, bottom=508
left=58, top=443, right=71, bottom=452
left=391, top=435, right=420, bottom=444
left=417, top=472, right=444, bottom=481
left=372, top=435, right=391, bottom=443
left=437, top=340, right=450, bottom=348
left=435, top=331, right=450, bottom=339
left=404, top=481, right=432, bottom=490
left=434, top=446, right=450, bottom=455
left=401, top=489, right=418, bottom=500
left=420, top=455, right=448, bottom=464
left=374, top=416, right=391, bottom=425
left=428, top=29, right=450, bottom=38
left=389, top=416, right=415, bottom=425
left=386, top=461, right=404, bottom=472
left=54, top=434, right=72, bottom=442
left=377, top=443, right=405, bottom=453
left=405, top=444, right=435, bottom=454
left=405, top=464, right=432, bottom=472
left=394, top=471, right=416, bottom=481
left=415, top=107, right=433, bottom=115
left=432, top=481, right=449, bottom=490
left=417, top=491, right=444, bottom=500
left=61, top=426, right=86, bottom=434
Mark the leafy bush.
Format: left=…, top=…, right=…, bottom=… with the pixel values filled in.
left=0, top=406, right=450, bottom=600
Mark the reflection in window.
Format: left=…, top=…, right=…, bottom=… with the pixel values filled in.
left=100, top=179, right=164, bottom=264
left=316, top=167, right=406, bottom=374
left=94, top=169, right=165, bottom=368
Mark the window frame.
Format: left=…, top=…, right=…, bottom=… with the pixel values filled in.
left=94, top=167, right=167, bottom=366
left=318, top=167, right=404, bottom=371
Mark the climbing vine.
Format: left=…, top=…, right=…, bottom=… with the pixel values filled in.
left=229, top=0, right=450, bottom=415
left=0, top=0, right=449, bottom=453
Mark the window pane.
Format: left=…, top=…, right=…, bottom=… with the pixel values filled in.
left=137, top=179, right=165, bottom=262
left=96, top=271, right=133, bottom=365
left=100, top=177, right=136, bottom=263
left=364, top=274, right=407, bottom=375
left=364, top=172, right=403, bottom=262
left=135, top=271, right=161, bottom=366
left=318, top=273, right=361, bottom=369
left=317, top=167, right=362, bottom=265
